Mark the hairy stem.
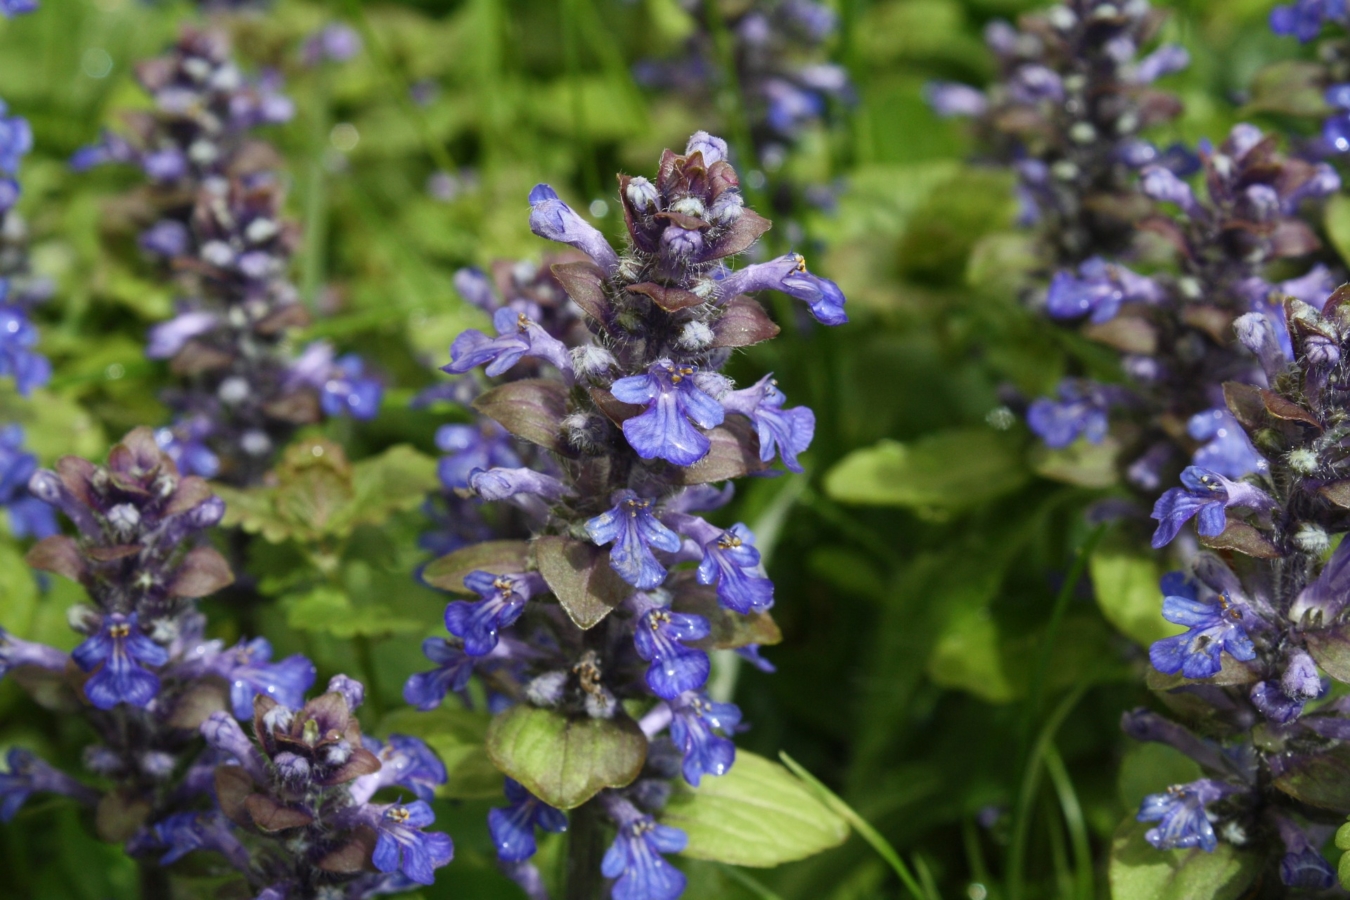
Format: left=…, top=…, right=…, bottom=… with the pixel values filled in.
left=564, top=800, right=607, bottom=900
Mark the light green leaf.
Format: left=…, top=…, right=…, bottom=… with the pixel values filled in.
left=1090, top=547, right=1184, bottom=647
left=1109, top=818, right=1260, bottom=900
left=1328, top=195, right=1350, bottom=269
left=1031, top=435, right=1120, bottom=488
left=0, top=543, right=38, bottom=637
left=347, top=445, right=440, bottom=527
left=1117, top=743, right=1201, bottom=813
left=485, top=705, right=646, bottom=809
left=927, top=607, right=1016, bottom=703
left=661, top=751, right=849, bottom=868
left=824, top=429, right=1028, bottom=511
left=283, top=586, right=421, bottom=638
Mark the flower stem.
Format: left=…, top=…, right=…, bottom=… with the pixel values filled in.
left=564, top=799, right=606, bottom=900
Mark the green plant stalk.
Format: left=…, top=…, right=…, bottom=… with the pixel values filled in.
left=717, top=862, right=786, bottom=900
left=564, top=799, right=606, bottom=900
left=1006, top=685, right=1089, bottom=900
left=300, top=74, right=331, bottom=312
left=1044, top=743, right=1093, bottom=900
left=1018, top=523, right=1108, bottom=766
left=780, top=751, right=926, bottom=900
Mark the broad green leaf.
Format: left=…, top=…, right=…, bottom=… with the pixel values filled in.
left=1328, top=195, right=1350, bottom=269
left=422, top=540, right=532, bottom=593
left=1031, top=435, right=1121, bottom=488
left=0, top=543, right=38, bottom=637
left=0, top=386, right=105, bottom=463
left=927, top=606, right=1016, bottom=703
left=283, top=586, right=421, bottom=638
left=1108, top=818, right=1260, bottom=900
left=824, top=429, right=1028, bottom=511
left=1089, top=547, right=1184, bottom=646
left=1117, top=743, right=1201, bottom=812
left=1273, top=743, right=1350, bottom=813
left=485, top=705, right=646, bottom=809
left=347, top=445, right=439, bottom=527
left=660, top=750, right=849, bottom=868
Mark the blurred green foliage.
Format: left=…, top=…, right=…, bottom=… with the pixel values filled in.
left=0, top=0, right=1329, bottom=897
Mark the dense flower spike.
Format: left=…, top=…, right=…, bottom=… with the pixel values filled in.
left=927, top=0, right=1190, bottom=263
left=408, top=133, right=844, bottom=898
left=74, top=29, right=374, bottom=484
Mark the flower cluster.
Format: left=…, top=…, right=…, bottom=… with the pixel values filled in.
left=636, top=0, right=850, bottom=211
left=74, top=28, right=380, bottom=485
left=927, top=0, right=1190, bottom=264
left=1117, top=279, right=1350, bottom=884
left=1025, top=123, right=1340, bottom=505
left=201, top=679, right=453, bottom=896
left=404, top=132, right=844, bottom=899
left=0, top=431, right=305, bottom=843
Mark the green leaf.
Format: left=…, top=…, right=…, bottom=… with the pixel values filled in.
left=1117, top=743, right=1201, bottom=813
left=1089, top=546, right=1184, bottom=646
left=823, top=429, right=1028, bottom=511
left=283, top=586, right=421, bottom=638
left=1108, top=818, right=1260, bottom=900
left=347, top=445, right=440, bottom=528
left=660, top=751, right=848, bottom=868
left=1030, top=435, right=1120, bottom=488
left=422, top=540, right=532, bottom=593
left=1328, top=195, right=1350, bottom=270
left=534, top=535, right=632, bottom=629
left=0, top=386, right=105, bottom=464
left=485, top=705, right=646, bottom=809
left=0, top=543, right=38, bottom=637
left=1273, top=744, right=1350, bottom=813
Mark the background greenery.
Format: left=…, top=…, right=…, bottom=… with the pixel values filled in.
left=0, top=0, right=1326, bottom=897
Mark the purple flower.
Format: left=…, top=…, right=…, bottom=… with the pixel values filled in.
left=320, top=354, right=383, bottom=420
left=436, top=423, right=522, bottom=490
left=586, top=490, right=682, bottom=589
left=669, top=691, right=740, bottom=785
left=736, top=644, right=776, bottom=672
left=444, top=571, right=542, bottom=656
left=1149, top=580, right=1257, bottom=680
left=207, top=637, right=317, bottom=720
left=147, top=811, right=249, bottom=868
left=488, top=778, right=568, bottom=862
left=923, top=81, right=988, bottom=118
left=353, top=735, right=448, bottom=804
left=0, top=302, right=49, bottom=396
left=0, top=748, right=96, bottom=822
left=1129, top=45, right=1190, bottom=84
left=1150, top=466, right=1276, bottom=549
left=0, top=426, right=55, bottom=539
left=155, top=420, right=220, bottom=479
left=0, top=628, right=65, bottom=677
left=71, top=613, right=169, bottom=709
left=371, top=800, right=455, bottom=885
left=528, top=184, right=620, bottom=276
left=1271, top=0, right=1345, bottom=42
left=0, top=102, right=31, bottom=174
left=139, top=219, right=190, bottom=258
left=715, top=253, right=847, bottom=325
left=302, top=23, right=362, bottom=66
left=468, top=467, right=573, bottom=504
left=404, top=638, right=476, bottom=710
left=1045, top=258, right=1163, bottom=323
left=1140, top=166, right=1202, bottom=217
left=721, top=374, right=814, bottom=472
left=696, top=523, right=774, bottom=614
left=0, top=0, right=37, bottom=17
left=1137, top=780, right=1237, bottom=852
left=445, top=307, right=574, bottom=380
left=1276, top=817, right=1336, bottom=889
left=611, top=361, right=726, bottom=466
left=601, top=815, right=688, bottom=900
left=633, top=609, right=711, bottom=699
left=1026, top=381, right=1114, bottom=449
left=145, top=311, right=218, bottom=359
left=1187, top=409, right=1267, bottom=479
